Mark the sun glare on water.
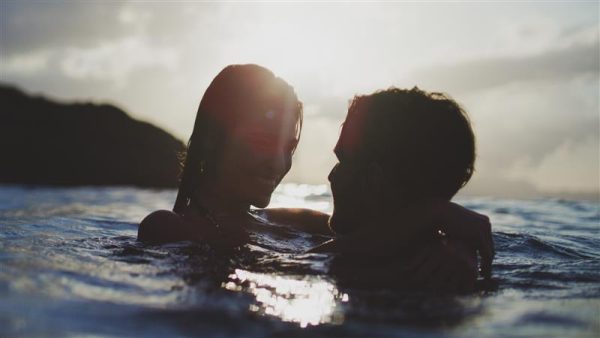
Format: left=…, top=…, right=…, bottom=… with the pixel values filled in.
left=223, top=269, right=348, bottom=327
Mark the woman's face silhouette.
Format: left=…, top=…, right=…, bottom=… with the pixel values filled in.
left=211, top=108, right=299, bottom=208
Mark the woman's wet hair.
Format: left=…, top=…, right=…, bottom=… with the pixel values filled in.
left=173, top=64, right=303, bottom=213
left=339, top=87, right=475, bottom=202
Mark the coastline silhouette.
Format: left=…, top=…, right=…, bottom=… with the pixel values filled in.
left=0, top=84, right=185, bottom=188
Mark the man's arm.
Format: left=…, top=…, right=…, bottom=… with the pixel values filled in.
left=327, top=238, right=477, bottom=293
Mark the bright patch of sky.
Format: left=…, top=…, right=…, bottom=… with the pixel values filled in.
left=1, top=1, right=598, bottom=197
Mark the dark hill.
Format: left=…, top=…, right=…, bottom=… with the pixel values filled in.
left=0, top=84, right=185, bottom=188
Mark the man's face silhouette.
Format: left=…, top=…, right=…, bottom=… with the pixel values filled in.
left=327, top=137, right=369, bottom=236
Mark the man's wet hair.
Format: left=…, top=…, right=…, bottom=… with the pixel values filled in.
left=339, top=87, right=475, bottom=202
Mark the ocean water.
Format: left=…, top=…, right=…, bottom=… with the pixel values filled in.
left=0, top=184, right=598, bottom=338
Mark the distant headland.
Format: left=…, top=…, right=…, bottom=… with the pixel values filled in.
left=0, top=84, right=185, bottom=188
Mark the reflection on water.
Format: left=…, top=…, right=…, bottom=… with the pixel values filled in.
left=224, top=269, right=348, bottom=327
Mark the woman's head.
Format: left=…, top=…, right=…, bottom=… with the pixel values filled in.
left=174, top=64, right=303, bottom=213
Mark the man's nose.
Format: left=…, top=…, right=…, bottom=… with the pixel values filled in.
left=328, top=163, right=339, bottom=183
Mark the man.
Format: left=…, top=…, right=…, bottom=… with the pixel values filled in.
left=310, top=87, right=494, bottom=292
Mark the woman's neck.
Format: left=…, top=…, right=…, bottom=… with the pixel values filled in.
left=193, top=184, right=250, bottom=218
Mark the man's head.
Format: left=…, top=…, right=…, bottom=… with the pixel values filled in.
left=328, top=87, right=475, bottom=235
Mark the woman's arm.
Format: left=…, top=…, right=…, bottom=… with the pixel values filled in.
left=262, top=208, right=334, bottom=236
left=435, top=202, right=494, bottom=279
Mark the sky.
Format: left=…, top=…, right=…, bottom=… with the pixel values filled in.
left=1, top=1, right=598, bottom=199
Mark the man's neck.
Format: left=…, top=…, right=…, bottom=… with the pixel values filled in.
left=372, top=200, right=439, bottom=242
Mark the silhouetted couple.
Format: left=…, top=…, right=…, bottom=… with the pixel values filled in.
left=138, top=64, right=494, bottom=293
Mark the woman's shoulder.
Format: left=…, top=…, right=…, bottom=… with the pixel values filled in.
left=140, top=210, right=183, bottom=228
left=138, top=210, right=186, bottom=243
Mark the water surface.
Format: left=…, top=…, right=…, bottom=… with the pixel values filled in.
left=1, top=184, right=599, bottom=337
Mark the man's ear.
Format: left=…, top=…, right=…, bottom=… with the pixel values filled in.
left=365, top=162, right=384, bottom=193
left=362, top=162, right=385, bottom=213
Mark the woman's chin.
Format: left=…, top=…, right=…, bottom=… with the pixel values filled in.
left=251, top=196, right=271, bottom=208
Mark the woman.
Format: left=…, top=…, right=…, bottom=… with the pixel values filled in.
left=138, top=64, right=328, bottom=249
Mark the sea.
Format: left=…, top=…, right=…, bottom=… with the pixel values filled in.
left=1, top=184, right=599, bottom=338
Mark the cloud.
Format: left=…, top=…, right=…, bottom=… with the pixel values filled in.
left=0, top=2, right=129, bottom=56
left=59, top=37, right=179, bottom=86
left=507, top=136, right=599, bottom=193
left=412, top=40, right=599, bottom=94
left=0, top=50, right=50, bottom=74
left=465, top=73, right=599, bottom=167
